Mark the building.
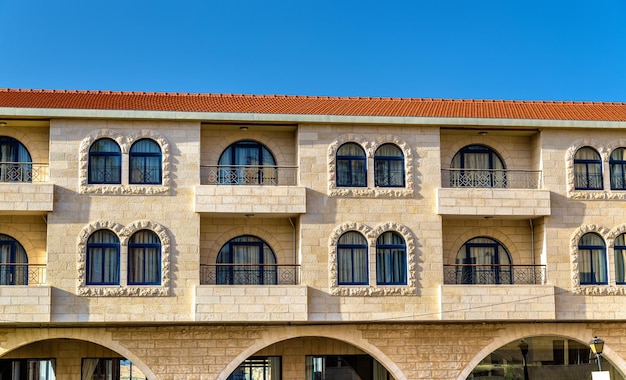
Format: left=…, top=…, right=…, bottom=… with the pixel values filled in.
left=0, top=88, right=625, bottom=379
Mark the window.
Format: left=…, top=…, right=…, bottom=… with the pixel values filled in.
left=578, top=232, right=607, bottom=285
left=455, top=237, right=512, bottom=284
left=616, top=234, right=626, bottom=285
left=128, top=230, right=161, bottom=285
left=218, top=140, right=277, bottom=185
left=227, top=356, right=281, bottom=380
left=88, top=138, right=121, bottom=184
left=450, top=144, right=506, bottom=188
left=129, top=139, right=162, bottom=184
left=0, top=234, right=28, bottom=285
left=574, top=147, right=603, bottom=190
left=82, top=358, right=146, bottom=380
left=86, top=230, right=120, bottom=285
left=336, top=143, right=366, bottom=187
left=374, top=144, right=404, bottom=187
left=337, top=231, right=368, bottom=285
left=216, top=235, right=277, bottom=285
left=376, top=232, right=406, bottom=285
left=306, top=355, right=391, bottom=380
left=0, top=359, right=56, bottom=379
left=610, top=148, right=626, bottom=190
left=0, top=136, right=32, bottom=182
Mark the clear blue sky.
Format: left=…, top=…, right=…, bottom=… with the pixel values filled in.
left=1, top=0, right=625, bottom=102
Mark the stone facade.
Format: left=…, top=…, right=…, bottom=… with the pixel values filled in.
left=1, top=98, right=626, bottom=379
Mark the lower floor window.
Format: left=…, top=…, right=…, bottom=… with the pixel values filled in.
left=306, top=355, right=391, bottom=380
left=227, top=356, right=281, bottom=380
left=0, top=359, right=56, bottom=379
left=81, top=358, right=146, bottom=380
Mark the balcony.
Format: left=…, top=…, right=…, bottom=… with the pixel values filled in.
left=195, top=264, right=307, bottom=322
left=195, top=165, right=306, bottom=216
left=437, top=169, right=550, bottom=218
left=0, top=163, right=53, bottom=214
left=0, top=264, right=50, bottom=323
left=440, top=264, right=555, bottom=321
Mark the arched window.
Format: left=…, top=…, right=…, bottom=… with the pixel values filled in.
left=218, top=140, right=277, bottom=185
left=0, top=234, right=28, bottom=285
left=88, top=138, right=121, bottom=184
left=610, top=148, right=626, bottom=190
left=574, top=147, right=603, bottom=190
left=450, top=144, right=506, bottom=188
left=336, top=143, right=366, bottom=187
left=216, top=235, right=277, bottom=284
left=376, top=231, right=407, bottom=285
left=86, top=230, right=120, bottom=285
left=578, top=232, right=607, bottom=285
left=455, top=237, right=512, bottom=284
left=128, top=230, right=161, bottom=285
left=0, top=136, right=32, bottom=183
left=374, top=144, right=405, bottom=187
left=615, top=234, right=626, bottom=285
left=129, top=139, right=162, bottom=184
left=337, top=231, right=368, bottom=285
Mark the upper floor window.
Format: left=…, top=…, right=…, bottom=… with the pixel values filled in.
left=128, top=230, right=161, bottom=285
left=216, top=235, right=277, bottom=284
left=336, top=143, right=366, bottom=187
left=0, top=234, right=28, bottom=285
left=376, top=231, right=407, bottom=285
left=88, top=138, right=121, bottom=184
left=450, top=145, right=506, bottom=188
left=86, top=230, right=120, bottom=285
left=455, top=237, right=512, bottom=284
left=610, top=148, right=626, bottom=190
left=574, top=147, right=603, bottom=190
left=578, top=232, right=607, bottom=285
left=0, top=359, right=55, bottom=380
left=337, top=231, right=368, bottom=285
left=218, top=140, right=277, bottom=185
left=129, top=139, right=162, bottom=184
left=0, top=136, right=32, bottom=183
left=374, top=144, right=405, bottom=187
left=615, top=234, right=626, bottom=285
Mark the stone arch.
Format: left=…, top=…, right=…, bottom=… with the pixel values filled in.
left=126, top=130, right=172, bottom=189
left=0, top=329, right=156, bottom=380
left=210, top=226, right=288, bottom=264
left=328, top=222, right=375, bottom=296
left=122, top=220, right=172, bottom=292
left=457, top=323, right=626, bottom=380
left=0, top=129, right=45, bottom=163
left=218, top=325, right=406, bottom=380
left=0, top=225, right=36, bottom=258
left=442, top=140, right=513, bottom=170
left=212, top=135, right=289, bottom=167
left=447, top=228, right=521, bottom=265
left=566, top=139, right=607, bottom=199
left=569, top=224, right=618, bottom=295
left=371, top=135, right=415, bottom=192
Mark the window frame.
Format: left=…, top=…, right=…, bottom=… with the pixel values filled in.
left=88, top=138, right=122, bottom=184
left=218, top=140, right=277, bottom=185
left=455, top=237, right=512, bottom=285
left=450, top=144, right=506, bottom=188
left=573, top=147, right=603, bottom=190
left=337, top=231, right=369, bottom=285
left=0, top=233, right=29, bottom=285
left=616, top=234, right=626, bottom=285
left=0, top=136, right=33, bottom=183
left=578, top=232, right=608, bottom=285
left=610, top=147, right=626, bottom=190
left=86, top=230, right=120, bottom=286
left=129, top=138, right=162, bottom=185
left=374, top=143, right=405, bottom=187
left=128, top=230, right=162, bottom=285
left=375, top=231, right=407, bottom=285
left=336, top=142, right=367, bottom=187
left=216, top=235, right=277, bottom=285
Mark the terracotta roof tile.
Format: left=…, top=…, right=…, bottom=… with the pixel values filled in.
left=0, top=88, right=624, bottom=121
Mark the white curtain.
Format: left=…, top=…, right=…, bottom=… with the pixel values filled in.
left=376, top=232, right=406, bottom=284
left=579, top=233, right=607, bottom=284
left=129, top=230, right=161, bottom=284
left=81, top=359, right=99, bottom=380
left=574, top=147, right=602, bottom=189
left=337, top=143, right=366, bottom=187
left=338, top=232, right=368, bottom=284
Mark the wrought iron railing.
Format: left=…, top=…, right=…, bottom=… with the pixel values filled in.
left=0, top=264, right=46, bottom=285
left=441, top=169, right=542, bottom=189
left=0, top=162, right=49, bottom=183
left=200, top=264, right=300, bottom=285
left=574, top=173, right=603, bottom=190
left=201, top=165, right=298, bottom=186
left=443, top=264, right=546, bottom=285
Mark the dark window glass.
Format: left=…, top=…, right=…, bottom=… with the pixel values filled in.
left=128, top=230, right=161, bottom=285
left=450, top=145, right=506, bottom=188
left=129, top=139, right=162, bottom=184
left=88, top=138, right=121, bottom=184
left=578, top=232, right=607, bottom=285
left=376, top=232, right=406, bottom=285
left=227, top=356, right=281, bottom=380
left=218, top=140, right=277, bottom=185
left=616, top=234, right=626, bottom=284
left=0, top=136, right=32, bottom=182
left=374, top=144, right=404, bottom=187
left=574, top=147, right=603, bottom=190
left=0, top=233, right=28, bottom=285
left=216, top=235, right=277, bottom=284
left=86, top=230, right=120, bottom=285
left=336, top=143, right=366, bottom=187
left=610, top=148, right=626, bottom=190
left=455, top=237, right=512, bottom=284
left=337, top=231, right=368, bottom=285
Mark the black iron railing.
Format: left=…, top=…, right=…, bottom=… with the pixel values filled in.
left=0, top=162, right=49, bottom=183
left=201, top=165, right=298, bottom=186
left=200, top=264, right=300, bottom=285
left=0, top=264, right=46, bottom=285
left=441, top=169, right=541, bottom=189
left=443, top=264, right=546, bottom=285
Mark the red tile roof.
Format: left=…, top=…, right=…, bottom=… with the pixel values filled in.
left=0, top=88, right=625, bottom=121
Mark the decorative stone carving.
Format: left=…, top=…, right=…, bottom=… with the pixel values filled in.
left=78, top=129, right=171, bottom=195
left=77, top=220, right=171, bottom=297
left=328, top=222, right=417, bottom=296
